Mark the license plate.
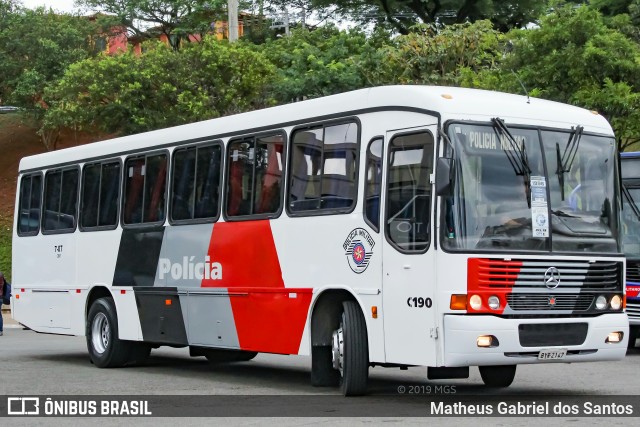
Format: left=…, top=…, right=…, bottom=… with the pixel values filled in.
left=538, top=348, right=567, bottom=360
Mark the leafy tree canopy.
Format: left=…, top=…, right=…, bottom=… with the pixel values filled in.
left=44, top=37, right=276, bottom=135
left=468, top=5, right=640, bottom=152
left=0, top=4, right=102, bottom=148
left=305, top=0, right=547, bottom=34
left=75, top=0, right=230, bottom=50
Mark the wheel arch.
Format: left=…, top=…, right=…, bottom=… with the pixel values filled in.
left=85, top=286, right=113, bottom=323
left=310, top=287, right=364, bottom=348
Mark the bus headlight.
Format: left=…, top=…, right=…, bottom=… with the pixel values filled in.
left=610, top=295, right=622, bottom=310
left=469, top=295, right=482, bottom=310
left=487, top=295, right=500, bottom=310
left=595, top=295, right=607, bottom=310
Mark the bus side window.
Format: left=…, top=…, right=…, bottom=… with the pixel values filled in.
left=288, top=121, right=358, bottom=214
left=226, top=133, right=284, bottom=219
left=81, top=161, right=121, bottom=230
left=385, top=131, right=434, bottom=252
left=365, top=138, right=383, bottom=231
left=124, top=153, right=167, bottom=225
left=17, top=173, right=42, bottom=236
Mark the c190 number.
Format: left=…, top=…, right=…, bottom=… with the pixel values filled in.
left=407, top=297, right=432, bottom=308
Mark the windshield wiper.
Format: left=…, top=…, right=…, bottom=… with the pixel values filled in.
left=491, top=118, right=532, bottom=207
left=555, top=125, right=584, bottom=200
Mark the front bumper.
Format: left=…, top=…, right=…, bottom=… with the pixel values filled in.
left=443, top=313, right=628, bottom=367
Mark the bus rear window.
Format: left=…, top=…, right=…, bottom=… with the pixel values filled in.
left=17, top=173, right=42, bottom=236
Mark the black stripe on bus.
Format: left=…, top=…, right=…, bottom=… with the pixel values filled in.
left=133, top=287, right=189, bottom=346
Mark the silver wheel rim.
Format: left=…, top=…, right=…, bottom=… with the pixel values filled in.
left=331, top=321, right=344, bottom=375
left=91, top=312, right=110, bottom=354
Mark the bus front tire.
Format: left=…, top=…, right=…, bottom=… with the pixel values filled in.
left=86, top=297, right=130, bottom=368
left=479, top=365, right=517, bottom=388
left=336, top=301, right=369, bottom=396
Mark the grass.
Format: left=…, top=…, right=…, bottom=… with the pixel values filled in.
left=0, top=218, right=11, bottom=282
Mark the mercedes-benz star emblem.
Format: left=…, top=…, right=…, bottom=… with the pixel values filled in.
left=544, top=267, right=561, bottom=289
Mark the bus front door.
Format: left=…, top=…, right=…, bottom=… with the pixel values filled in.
left=382, top=128, right=438, bottom=366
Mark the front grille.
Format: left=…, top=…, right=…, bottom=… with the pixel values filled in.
left=519, top=323, right=588, bottom=347
left=469, top=258, right=621, bottom=291
left=627, top=302, right=640, bottom=320
left=507, top=294, right=594, bottom=311
left=626, top=260, right=640, bottom=283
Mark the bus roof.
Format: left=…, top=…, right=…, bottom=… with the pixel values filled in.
left=19, top=85, right=614, bottom=173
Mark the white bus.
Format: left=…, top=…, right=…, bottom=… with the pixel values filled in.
left=12, top=86, right=629, bottom=396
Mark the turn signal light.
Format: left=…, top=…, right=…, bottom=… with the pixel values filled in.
left=450, top=294, right=467, bottom=310
left=372, top=306, right=378, bottom=319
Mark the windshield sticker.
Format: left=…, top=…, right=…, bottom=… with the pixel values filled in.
left=530, top=176, right=549, bottom=237
left=463, top=131, right=526, bottom=154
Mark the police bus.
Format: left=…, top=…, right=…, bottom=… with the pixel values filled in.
left=620, top=152, right=640, bottom=348
left=11, top=86, right=628, bottom=396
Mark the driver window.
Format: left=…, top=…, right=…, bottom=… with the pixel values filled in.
left=385, top=131, right=434, bottom=252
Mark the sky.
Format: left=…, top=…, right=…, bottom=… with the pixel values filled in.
left=21, top=0, right=81, bottom=13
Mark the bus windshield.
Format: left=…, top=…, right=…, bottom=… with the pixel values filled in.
left=442, top=123, right=618, bottom=253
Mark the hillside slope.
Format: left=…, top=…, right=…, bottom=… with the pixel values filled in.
left=0, top=113, right=110, bottom=280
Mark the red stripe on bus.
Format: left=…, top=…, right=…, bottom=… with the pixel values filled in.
left=202, top=220, right=284, bottom=288
left=467, top=258, right=523, bottom=314
left=229, top=288, right=312, bottom=354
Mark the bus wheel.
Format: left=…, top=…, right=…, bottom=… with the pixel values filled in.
left=332, top=301, right=369, bottom=396
left=479, top=365, right=517, bottom=387
left=86, top=297, right=130, bottom=368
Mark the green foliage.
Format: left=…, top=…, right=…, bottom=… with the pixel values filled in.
left=308, top=0, right=547, bottom=34
left=76, top=0, right=228, bottom=50
left=44, top=38, right=276, bottom=135
left=489, top=5, right=640, bottom=151
left=261, top=26, right=371, bottom=102
left=0, top=219, right=10, bottom=283
left=365, top=21, right=504, bottom=86
left=0, top=7, right=100, bottom=111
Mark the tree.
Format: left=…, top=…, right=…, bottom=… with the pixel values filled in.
left=76, top=0, right=229, bottom=50
left=0, top=5, right=102, bottom=149
left=467, top=5, right=640, bottom=152
left=43, top=37, right=276, bottom=135
left=260, top=26, right=371, bottom=102
left=361, top=21, right=503, bottom=87
left=307, top=0, right=548, bottom=34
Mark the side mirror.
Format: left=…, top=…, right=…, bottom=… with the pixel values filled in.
left=436, top=157, right=454, bottom=196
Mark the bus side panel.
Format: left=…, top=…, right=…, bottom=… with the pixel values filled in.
left=203, top=221, right=313, bottom=354
left=270, top=216, right=385, bottom=363
left=12, top=231, right=76, bottom=332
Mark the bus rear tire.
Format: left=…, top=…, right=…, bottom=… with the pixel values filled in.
left=86, top=297, right=130, bottom=368
left=479, top=365, right=517, bottom=387
left=335, top=301, right=369, bottom=396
